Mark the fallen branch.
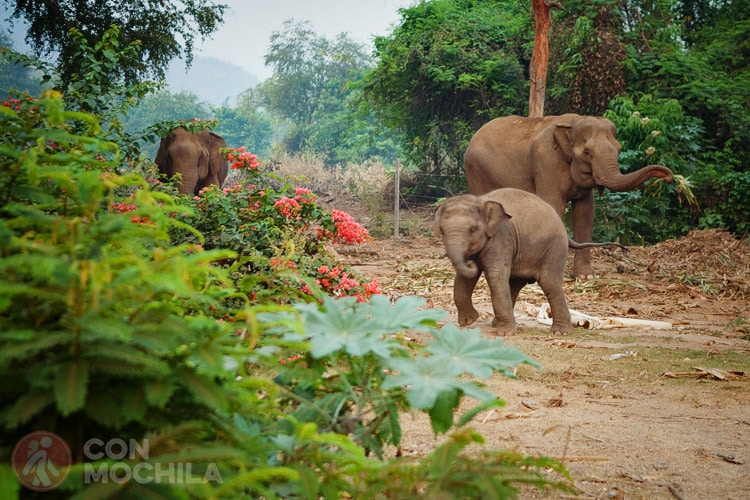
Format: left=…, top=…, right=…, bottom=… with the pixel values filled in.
left=663, top=367, right=746, bottom=381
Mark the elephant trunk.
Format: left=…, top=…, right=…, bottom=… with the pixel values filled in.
left=176, top=169, right=200, bottom=195
left=445, top=241, right=479, bottom=279
left=596, top=163, right=674, bottom=192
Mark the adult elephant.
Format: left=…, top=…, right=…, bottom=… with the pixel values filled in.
left=155, top=127, right=229, bottom=195
left=463, top=114, right=674, bottom=278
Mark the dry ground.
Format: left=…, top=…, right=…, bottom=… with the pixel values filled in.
left=335, top=218, right=750, bottom=499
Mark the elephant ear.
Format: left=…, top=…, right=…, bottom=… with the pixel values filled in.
left=483, top=200, right=511, bottom=237
left=154, top=135, right=174, bottom=177
left=200, top=130, right=229, bottom=187
left=552, top=122, right=573, bottom=163
left=197, top=146, right=210, bottom=179
left=433, top=203, right=444, bottom=238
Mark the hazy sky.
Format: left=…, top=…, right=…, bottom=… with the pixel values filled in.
left=2, top=1, right=416, bottom=80
left=195, top=0, right=416, bottom=79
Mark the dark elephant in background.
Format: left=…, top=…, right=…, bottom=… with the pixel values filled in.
left=155, top=127, right=229, bottom=195
left=464, top=114, right=674, bottom=278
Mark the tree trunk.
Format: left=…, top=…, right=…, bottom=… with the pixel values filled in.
left=528, top=0, right=555, bottom=118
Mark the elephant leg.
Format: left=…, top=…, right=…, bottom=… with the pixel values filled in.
left=454, top=271, right=481, bottom=327
left=571, top=195, right=595, bottom=279
left=486, top=275, right=517, bottom=336
left=537, top=274, right=573, bottom=335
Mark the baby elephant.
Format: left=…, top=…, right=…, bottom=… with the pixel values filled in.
left=434, top=188, right=625, bottom=335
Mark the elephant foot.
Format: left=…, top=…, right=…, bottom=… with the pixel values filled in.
left=572, top=265, right=595, bottom=280
left=491, top=317, right=516, bottom=336
left=458, top=308, right=480, bottom=327
left=550, top=322, right=573, bottom=335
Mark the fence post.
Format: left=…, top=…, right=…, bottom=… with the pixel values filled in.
left=394, top=158, right=400, bottom=239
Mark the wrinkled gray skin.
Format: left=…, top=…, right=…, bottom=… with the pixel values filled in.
left=155, top=127, right=229, bottom=195
left=434, top=188, right=625, bottom=336
left=464, top=114, right=673, bottom=279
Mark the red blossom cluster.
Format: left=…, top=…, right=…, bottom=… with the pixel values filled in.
left=222, top=182, right=245, bottom=195
left=302, top=264, right=381, bottom=302
left=225, top=147, right=261, bottom=171
left=274, top=196, right=302, bottom=219
left=330, top=209, right=371, bottom=244
left=269, top=257, right=297, bottom=270
left=279, top=354, right=304, bottom=365
left=111, top=201, right=151, bottom=224
left=112, top=201, right=138, bottom=213
left=2, top=99, right=23, bottom=111
left=293, top=187, right=317, bottom=204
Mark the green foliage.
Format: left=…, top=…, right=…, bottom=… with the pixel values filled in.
left=0, top=90, right=265, bottom=496
left=168, top=157, right=380, bottom=304
left=265, top=295, right=540, bottom=458
left=257, top=20, right=399, bottom=166
left=370, top=428, right=574, bottom=498
left=547, top=2, right=627, bottom=115
left=213, top=105, right=274, bottom=159
left=594, top=95, right=701, bottom=244
left=0, top=30, right=44, bottom=97
left=362, top=0, right=531, bottom=190
left=5, top=0, right=228, bottom=84
left=122, top=89, right=214, bottom=159
left=3, top=25, right=162, bottom=169
left=693, top=151, right=750, bottom=236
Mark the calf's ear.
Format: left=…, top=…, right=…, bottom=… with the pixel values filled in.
left=433, top=204, right=444, bottom=238
left=484, top=200, right=511, bottom=236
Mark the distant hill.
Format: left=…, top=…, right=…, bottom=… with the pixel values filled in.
left=165, top=56, right=260, bottom=107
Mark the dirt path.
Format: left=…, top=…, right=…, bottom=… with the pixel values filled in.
left=338, top=230, right=750, bottom=499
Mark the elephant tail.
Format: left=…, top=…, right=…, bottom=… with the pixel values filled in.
left=568, top=238, right=628, bottom=254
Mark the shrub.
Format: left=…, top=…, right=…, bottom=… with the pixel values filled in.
left=596, top=95, right=701, bottom=244
left=168, top=147, right=381, bottom=304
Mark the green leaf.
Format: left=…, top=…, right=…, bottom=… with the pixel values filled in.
left=84, top=343, right=171, bottom=377
left=297, top=298, right=383, bottom=358
left=366, top=295, right=445, bottom=333
left=428, top=324, right=541, bottom=378
left=428, top=388, right=460, bottom=434
left=383, top=357, right=493, bottom=410
left=54, top=361, right=89, bottom=415
left=0, top=331, right=71, bottom=364
left=0, top=462, right=21, bottom=500
left=176, top=367, right=229, bottom=412
left=1, top=391, right=55, bottom=428
left=144, top=379, right=177, bottom=407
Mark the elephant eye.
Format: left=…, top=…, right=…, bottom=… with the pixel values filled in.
left=468, top=225, right=478, bottom=234
left=583, top=148, right=593, bottom=159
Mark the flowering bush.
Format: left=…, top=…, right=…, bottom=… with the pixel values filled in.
left=224, top=146, right=261, bottom=171
left=171, top=146, right=378, bottom=303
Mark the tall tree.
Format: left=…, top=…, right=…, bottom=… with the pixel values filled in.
left=2, top=0, right=228, bottom=85
left=546, top=2, right=627, bottom=115
left=363, top=0, right=531, bottom=186
left=0, top=30, right=42, bottom=96
left=257, top=19, right=396, bottom=165
left=528, top=0, right=562, bottom=117
left=260, top=19, right=370, bottom=126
